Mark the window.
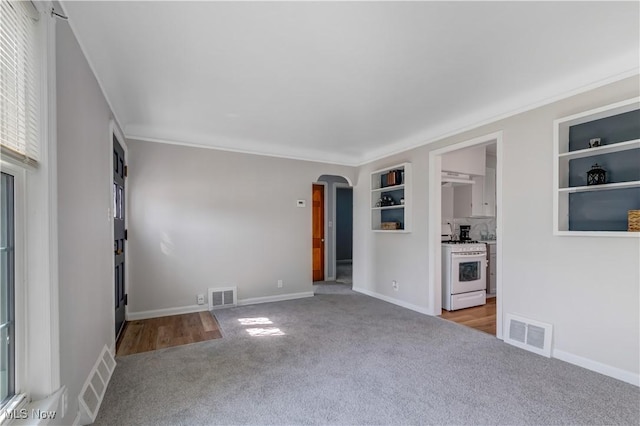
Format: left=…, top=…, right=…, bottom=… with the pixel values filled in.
left=0, top=0, right=43, bottom=415
left=0, top=1, right=41, bottom=167
left=0, top=173, right=15, bottom=405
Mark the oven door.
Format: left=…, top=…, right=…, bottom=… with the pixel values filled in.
left=450, top=252, right=486, bottom=294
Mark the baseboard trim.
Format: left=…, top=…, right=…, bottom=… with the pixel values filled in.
left=553, top=349, right=639, bottom=387
left=237, top=291, right=314, bottom=306
left=352, top=286, right=431, bottom=315
left=127, top=304, right=209, bottom=321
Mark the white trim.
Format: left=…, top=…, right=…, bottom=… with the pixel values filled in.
left=126, top=304, right=209, bottom=321
left=72, top=411, right=81, bottom=426
left=126, top=133, right=360, bottom=167
left=237, top=291, right=314, bottom=306
left=427, top=131, right=504, bottom=339
left=16, top=6, right=61, bottom=399
left=109, top=120, right=128, bottom=344
left=553, top=349, right=639, bottom=387
left=359, top=68, right=639, bottom=166
left=43, top=3, right=60, bottom=396
left=352, top=286, right=431, bottom=316
left=121, top=70, right=639, bottom=168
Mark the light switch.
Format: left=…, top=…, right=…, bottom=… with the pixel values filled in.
left=297, top=200, right=306, bottom=207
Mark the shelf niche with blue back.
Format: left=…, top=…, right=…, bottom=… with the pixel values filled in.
left=554, top=97, right=640, bottom=236
left=370, top=163, right=411, bottom=232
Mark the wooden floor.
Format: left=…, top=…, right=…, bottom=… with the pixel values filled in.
left=439, top=297, right=496, bottom=335
left=116, top=311, right=222, bottom=356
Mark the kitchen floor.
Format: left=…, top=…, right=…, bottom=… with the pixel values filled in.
left=439, top=297, right=496, bottom=335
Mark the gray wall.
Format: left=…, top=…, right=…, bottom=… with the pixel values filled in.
left=353, top=75, right=640, bottom=376
left=56, top=21, right=117, bottom=425
left=317, top=175, right=350, bottom=278
left=336, top=187, right=353, bottom=261
left=126, top=140, right=355, bottom=313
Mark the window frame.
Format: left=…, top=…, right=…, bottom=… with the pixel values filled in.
left=0, top=0, right=60, bottom=418
left=0, top=163, right=26, bottom=417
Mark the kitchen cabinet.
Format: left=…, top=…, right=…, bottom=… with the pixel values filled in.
left=442, top=145, right=486, bottom=176
left=485, top=242, right=496, bottom=295
left=553, top=97, right=640, bottom=236
left=483, top=167, right=496, bottom=217
left=452, top=168, right=495, bottom=218
left=370, top=163, right=411, bottom=232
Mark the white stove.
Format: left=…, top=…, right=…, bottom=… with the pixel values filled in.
left=441, top=225, right=487, bottom=311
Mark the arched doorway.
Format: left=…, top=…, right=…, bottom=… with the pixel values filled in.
left=313, top=175, right=353, bottom=286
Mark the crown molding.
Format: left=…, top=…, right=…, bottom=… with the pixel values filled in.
left=125, top=65, right=639, bottom=168
left=124, top=129, right=361, bottom=167
left=358, top=64, right=640, bottom=166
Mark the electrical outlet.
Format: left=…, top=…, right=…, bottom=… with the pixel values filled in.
left=277, top=280, right=283, bottom=288
left=197, top=294, right=205, bottom=305
left=392, top=280, right=399, bottom=291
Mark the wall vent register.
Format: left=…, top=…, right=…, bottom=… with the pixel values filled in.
left=209, top=286, right=237, bottom=309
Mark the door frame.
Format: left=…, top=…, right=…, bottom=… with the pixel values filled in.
left=332, top=183, right=352, bottom=277
left=312, top=181, right=328, bottom=281
left=109, top=120, right=129, bottom=347
left=428, top=130, right=504, bottom=339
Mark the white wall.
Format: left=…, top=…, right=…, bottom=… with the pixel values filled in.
left=56, top=21, right=119, bottom=424
left=353, top=75, right=640, bottom=379
left=126, top=139, right=355, bottom=315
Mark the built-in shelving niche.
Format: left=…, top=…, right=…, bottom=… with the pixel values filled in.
left=554, top=98, right=640, bottom=236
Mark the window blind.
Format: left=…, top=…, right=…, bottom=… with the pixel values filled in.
left=0, top=1, right=40, bottom=167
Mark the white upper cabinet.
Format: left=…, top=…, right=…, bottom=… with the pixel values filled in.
left=483, top=167, right=496, bottom=217
left=451, top=167, right=496, bottom=218
left=442, top=145, right=486, bottom=176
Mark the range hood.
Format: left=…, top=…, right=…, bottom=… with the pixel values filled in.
left=441, top=171, right=475, bottom=186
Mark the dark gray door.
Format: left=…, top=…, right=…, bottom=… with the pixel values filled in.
left=113, top=135, right=126, bottom=339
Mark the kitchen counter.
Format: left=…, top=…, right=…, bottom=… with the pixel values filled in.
left=479, top=240, right=496, bottom=244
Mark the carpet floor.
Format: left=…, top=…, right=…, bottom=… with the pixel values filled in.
left=94, top=284, right=639, bottom=425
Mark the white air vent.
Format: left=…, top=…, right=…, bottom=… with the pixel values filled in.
left=504, top=313, right=553, bottom=358
left=209, top=286, right=237, bottom=310
left=78, top=345, right=116, bottom=424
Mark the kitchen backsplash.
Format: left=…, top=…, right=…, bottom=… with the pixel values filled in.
left=443, top=217, right=497, bottom=241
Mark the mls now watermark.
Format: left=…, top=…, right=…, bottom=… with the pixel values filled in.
left=3, top=409, right=57, bottom=420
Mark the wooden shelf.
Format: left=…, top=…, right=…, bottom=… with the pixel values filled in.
left=558, top=180, right=640, bottom=193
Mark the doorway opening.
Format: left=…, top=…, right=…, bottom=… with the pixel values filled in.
left=111, top=122, right=128, bottom=344
left=312, top=175, right=353, bottom=292
left=428, top=131, right=503, bottom=339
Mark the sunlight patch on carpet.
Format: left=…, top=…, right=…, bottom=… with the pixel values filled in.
left=246, top=328, right=285, bottom=337
left=238, top=317, right=273, bottom=325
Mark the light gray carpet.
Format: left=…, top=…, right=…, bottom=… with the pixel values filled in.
left=95, top=284, right=639, bottom=425
left=335, top=261, right=352, bottom=284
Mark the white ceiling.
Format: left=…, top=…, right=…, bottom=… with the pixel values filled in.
left=61, top=1, right=639, bottom=166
